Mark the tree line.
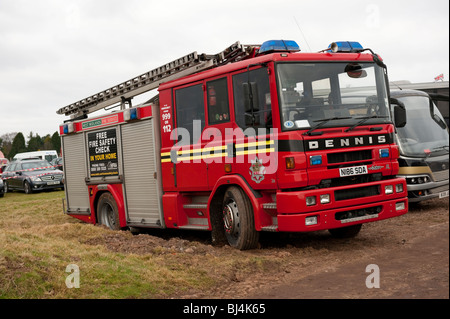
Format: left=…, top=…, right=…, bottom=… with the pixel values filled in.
left=0, top=132, right=61, bottom=160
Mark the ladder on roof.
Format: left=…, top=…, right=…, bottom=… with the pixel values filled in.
left=56, top=41, right=258, bottom=117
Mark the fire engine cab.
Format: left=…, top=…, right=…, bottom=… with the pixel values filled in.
left=57, top=40, right=408, bottom=250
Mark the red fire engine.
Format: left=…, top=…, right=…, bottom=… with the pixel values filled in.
left=57, top=40, right=408, bottom=250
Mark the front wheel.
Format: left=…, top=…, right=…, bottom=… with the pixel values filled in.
left=24, top=181, right=33, bottom=194
left=97, top=192, right=122, bottom=230
left=222, top=186, right=259, bottom=250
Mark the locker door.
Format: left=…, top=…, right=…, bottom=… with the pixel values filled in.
left=62, top=133, right=90, bottom=215
left=121, top=119, right=163, bottom=227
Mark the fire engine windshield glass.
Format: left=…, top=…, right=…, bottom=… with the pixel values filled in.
left=277, top=62, right=390, bottom=130
left=394, top=96, right=449, bottom=157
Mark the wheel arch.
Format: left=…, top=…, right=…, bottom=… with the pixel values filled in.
left=208, top=175, right=263, bottom=233
left=91, top=184, right=127, bottom=228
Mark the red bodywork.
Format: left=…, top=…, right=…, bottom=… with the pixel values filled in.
left=61, top=50, right=408, bottom=233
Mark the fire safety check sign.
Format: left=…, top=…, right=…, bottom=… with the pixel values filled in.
left=87, top=128, right=119, bottom=177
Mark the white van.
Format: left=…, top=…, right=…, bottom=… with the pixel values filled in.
left=13, top=150, right=58, bottom=163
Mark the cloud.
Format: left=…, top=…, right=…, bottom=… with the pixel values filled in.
left=0, top=0, right=448, bottom=138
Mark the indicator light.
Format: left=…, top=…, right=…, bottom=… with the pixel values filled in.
left=285, top=157, right=295, bottom=170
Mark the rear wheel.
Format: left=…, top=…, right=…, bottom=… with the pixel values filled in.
left=222, top=186, right=259, bottom=250
left=97, top=192, right=121, bottom=230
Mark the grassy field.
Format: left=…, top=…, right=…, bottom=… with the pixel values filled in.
left=0, top=190, right=283, bottom=299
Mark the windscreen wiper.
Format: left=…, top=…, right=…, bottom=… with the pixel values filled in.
left=430, top=145, right=449, bottom=153
left=425, top=145, right=449, bottom=158
left=345, top=115, right=388, bottom=132
left=304, top=116, right=352, bottom=136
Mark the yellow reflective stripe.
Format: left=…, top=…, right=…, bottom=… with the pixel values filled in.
left=177, top=152, right=228, bottom=162
left=161, top=140, right=274, bottom=161
left=235, top=140, right=274, bottom=148
left=235, top=148, right=275, bottom=156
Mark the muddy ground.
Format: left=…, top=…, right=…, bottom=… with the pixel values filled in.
left=96, top=197, right=448, bottom=300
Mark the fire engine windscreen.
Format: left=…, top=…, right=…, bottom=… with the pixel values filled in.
left=277, top=62, right=390, bottom=130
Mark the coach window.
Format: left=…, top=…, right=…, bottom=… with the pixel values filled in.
left=175, top=83, right=205, bottom=145
left=232, top=67, right=272, bottom=130
left=207, top=77, right=230, bottom=125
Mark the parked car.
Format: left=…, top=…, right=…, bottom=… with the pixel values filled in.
left=1, top=159, right=64, bottom=194
left=0, top=157, right=9, bottom=173
left=0, top=178, right=4, bottom=197
left=51, top=157, right=63, bottom=171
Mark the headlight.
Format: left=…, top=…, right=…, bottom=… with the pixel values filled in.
left=320, top=194, right=330, bottom=204
left=30, top=176, right=42, bottom=182
left=385, top=185, right=394, bottom=194
left=305, top=215, right=318, bottom=226
left=306, top=196, right=316, bottom=206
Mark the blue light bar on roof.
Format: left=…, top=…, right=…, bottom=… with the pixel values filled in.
left=328, top=41, right=363, bottom=53
left=259, top=40, right=300, bottom=54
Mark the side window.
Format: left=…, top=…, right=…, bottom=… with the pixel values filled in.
left=232, top=67, right=272, bottom=129
left=207, top=78, right=230, bottom=125
left=175, top=83, right=205, bottom=145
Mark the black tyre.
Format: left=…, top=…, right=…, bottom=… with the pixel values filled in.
left=328, top=224, right=362, bottom=238
left=97, top=192, right=121, bottom=230
left=24, top=181, right=33, bottom=194
left=222, top=186, right=259, bottom=250
left=3, top=181, right=9, bottom=193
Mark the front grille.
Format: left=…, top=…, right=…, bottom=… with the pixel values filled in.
left=41, top=174, right=63, bottom=182
left=334, top=185, right=380, bottom=201
left=328, top=150, right=372, bottom=164
left=335, top=205, right=382, bottom=222
left=433, top=169, right=449, bottom=182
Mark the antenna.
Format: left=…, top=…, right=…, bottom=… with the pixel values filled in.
left=293, top=16, right=312, bottom=52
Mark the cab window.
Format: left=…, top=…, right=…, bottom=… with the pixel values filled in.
left=175, top=83, right=205, bottom=145
left=207, top=77, right=230, bottom=125
left=232, top=67, right=272, bottom=129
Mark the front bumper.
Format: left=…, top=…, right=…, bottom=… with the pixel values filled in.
left=404, top=179, right=449, bottom=203
left=30, top=180, right=64, bottom=191
left=276, top=177, right=408, bottom=232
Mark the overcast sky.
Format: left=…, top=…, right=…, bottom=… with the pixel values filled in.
left=0, top=0, right=448, bottom=138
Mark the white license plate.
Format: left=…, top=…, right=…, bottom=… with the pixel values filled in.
left=439, top=190, right=449, bottom=198
left=339, top=165, right=368, bottom=177
left=47, top=181, right=60, bottom=185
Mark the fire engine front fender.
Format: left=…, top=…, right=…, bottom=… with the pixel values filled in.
left=208, top=174, right=263, bottom=231
left=90, top=184, right=127, bottom=228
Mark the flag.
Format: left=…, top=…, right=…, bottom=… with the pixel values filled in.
left=434, top=73, right=444, bottom=81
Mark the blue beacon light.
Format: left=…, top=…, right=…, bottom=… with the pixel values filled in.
left=259, top=40, right=300, bottom=54
left=328, top=41, right=363, bottom=53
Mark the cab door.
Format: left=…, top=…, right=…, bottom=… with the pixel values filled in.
left=173, top=82, right=209, bottom=191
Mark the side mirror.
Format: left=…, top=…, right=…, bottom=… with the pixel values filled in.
left=243, top=82, right=259, bottom=112
left=390, top=98, right=407, bottom=128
